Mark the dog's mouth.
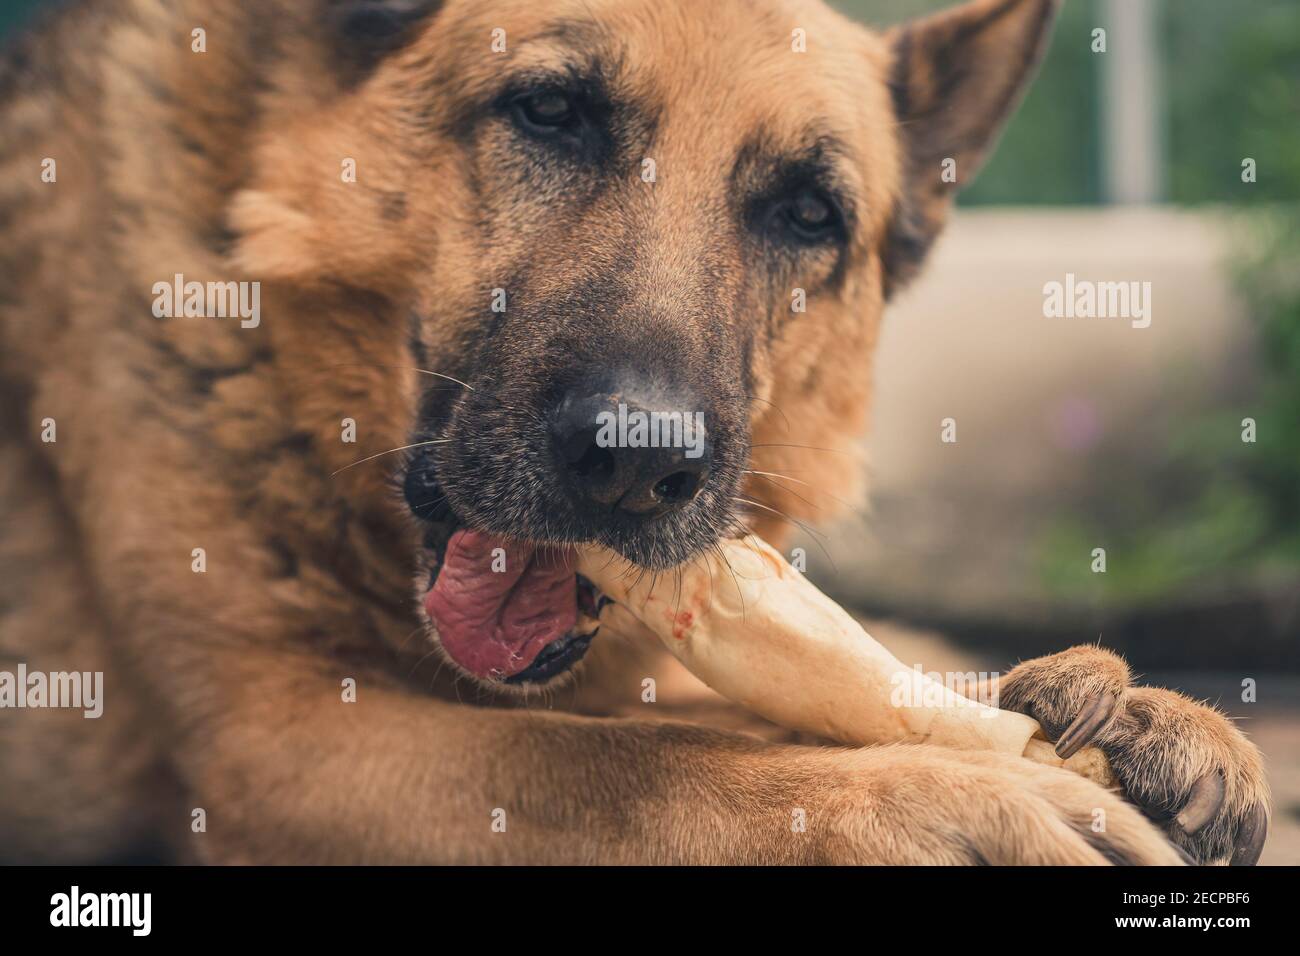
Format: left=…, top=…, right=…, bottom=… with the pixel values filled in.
left=421, top=529, right=608, bottom=685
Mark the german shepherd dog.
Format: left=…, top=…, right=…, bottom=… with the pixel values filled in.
left=0, top=0, right=1268, bottom=864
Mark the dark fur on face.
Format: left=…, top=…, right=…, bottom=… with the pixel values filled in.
left=395, top=20, right=866, bottom=571
left=207, top=0, right=1058, bottom=688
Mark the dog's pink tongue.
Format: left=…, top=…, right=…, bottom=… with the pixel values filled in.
left=425, top=530, right=577, bottom=680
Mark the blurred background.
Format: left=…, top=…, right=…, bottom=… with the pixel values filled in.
left=816, top=0, right=1299, bottom=862
left=3, top=0, right=1296, bottom=861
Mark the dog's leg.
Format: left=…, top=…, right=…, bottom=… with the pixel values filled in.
left=0, top=436, right=179, bottom=862
left=164, top=645, right=1185, bottom=865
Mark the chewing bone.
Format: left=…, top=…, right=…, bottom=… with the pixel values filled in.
left=576, top=535, right=1116, bottom=787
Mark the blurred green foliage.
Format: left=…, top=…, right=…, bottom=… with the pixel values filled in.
left=1227, top=208, right=1300, bottom=563
left=834, top=0, right=1300, bottom=206
left=1034, top=223, right=1300, bottom=605
left=1165, top=1, right=1300, bottom=203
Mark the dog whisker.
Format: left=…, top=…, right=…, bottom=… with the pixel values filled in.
left=412, top=495, right=448, bottom=517
left=749, top=396, right=791, bottom=434
left=730, top=495, right=838, bottom=573
left=744, top=468, right=806, bottom=483
left=744, top=469, right=864, bottom=519
left=398, top=624, right=426, bottom=652
left=746, top=472, right=823, bottom=514
left=407, top=647, right=442, bottom=680
left=708, top=541, right=746, bottom=622
left=428, top=655, right=449, bottom=693
left=671, top=564, right=685, bottom=629
left=317, top=363, right=475, bottom=392
left=730, top=496, right=827, bottom=540
left=750, top=442, right=857, bottom=457
left=701, top=554, right=715, bottom=622
left=330, top=439, right=451, bottom=476
left=752, top=467, right=862, bottom=502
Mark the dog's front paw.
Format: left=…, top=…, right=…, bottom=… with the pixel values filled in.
left=822, top=746, right=1183, bottom=865
left=999, top=646, right=1269, bottom=865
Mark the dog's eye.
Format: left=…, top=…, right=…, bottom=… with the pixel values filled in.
left=512, top=89, right=578, bottom=135
left=779, top=189, right=841, bottom=242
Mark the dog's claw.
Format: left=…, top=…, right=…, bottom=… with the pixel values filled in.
left=1175, top=772, right=1225, bottom=835
left=1055, top=690, right=1120, bottom=759
left=1229, top=803, right=1267, bottom=866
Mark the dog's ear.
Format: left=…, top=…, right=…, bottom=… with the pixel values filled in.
left=327, top=0, right=444, bottom=75
left=883, top=0, right=1060, bottom=297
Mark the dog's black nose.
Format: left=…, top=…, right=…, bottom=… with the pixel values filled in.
left=551, top=378, right=711, bottom=520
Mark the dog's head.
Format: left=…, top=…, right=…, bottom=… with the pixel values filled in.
left=235, top=0, right=1058, bottom=686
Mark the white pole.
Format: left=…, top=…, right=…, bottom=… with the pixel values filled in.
left=1101, top=0, right=1164, bottom=204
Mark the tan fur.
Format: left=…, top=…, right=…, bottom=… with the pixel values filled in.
left=0, top=0, right=1264, bottom=864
